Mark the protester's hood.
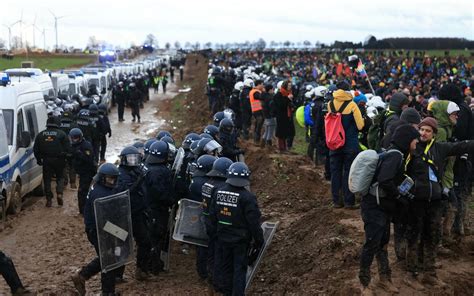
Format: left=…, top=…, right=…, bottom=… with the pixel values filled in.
left=333, top=89, right=353, bottom=102
left=389, top=92, right=409, bottom=115
left=431, top=100, right=451, bottom=128
left=438, top=83, right=463, bottom=105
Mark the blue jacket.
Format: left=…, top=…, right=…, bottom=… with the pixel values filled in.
left=144, top=163, right=175, bottom=209
left=83, top=183, right=115, bottom=231
left=189, top=175, right=210, bottom=202
left=117, top=166, right=146, bottom=215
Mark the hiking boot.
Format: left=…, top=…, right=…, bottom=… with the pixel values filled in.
left=138, top=118, right=141, bottom=123
left=403, top=274, right=425, bottom=291
left=345, top=204, right=360, bottom=210
left=135, top=268, right=150, bottom=281
left=332, top=203, right=344, bottom=209
left=376, top=277, right=399, bottom=293
left=12, top=287, right=36, bottom=296
left=57, top=194, right=63, bottom=206
left=71, top=272, right=86, bottom=296
left=132, top=118, right=136, bottom=123
left=45, top=199, right=52, bottom=208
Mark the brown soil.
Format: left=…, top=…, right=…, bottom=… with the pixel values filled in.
left=0, top=53, right=473, bottom=295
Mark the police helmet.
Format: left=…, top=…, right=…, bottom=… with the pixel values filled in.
left=203, top=125, right=219, bottom=139
left=182, top=133, right=201, bottom=150
left=161, top=136, right=177, bottom=161
left=226, top=162, right=251, bottom=187
left=132, top=141, right=145, bottom=156
left=190, top=140, right=200, bottom=154
left=89, top=104, right=99, bottom=116
left=200, top=133, right=213, bottom=140
left=98, top=103, right=107, bottom=115
left=146, top=141, right=169, bottom=164
left=160, top=135, right=175, bottom=146
left=96, top=163, right=120, bottom=188
left=223, top=108, right=235, bottom=121
left=213, top=111, right=225, bottom=126
left=119, top=146, right=142, bottom=167
left=71, top=94, right=81, bottom=103
left=46, top=116, right=60, bottom=128
left=144, top=138, right=158, bottom=155
left=69, top=128, right=83, bottom=143
left=207, top=157, right=233, bottom=178
left=219, top=118, right=234, bottom=134
left=203, top=139, right=222, bottom=155
left=80, top=96, right=93, bottom=108
left=156, top=130, right=172, bottom=140
left=192, top=138, right=212, bottom=156
left=193, top=155, right=217, bottom=177
left=314, top=86, right=328, bottom=99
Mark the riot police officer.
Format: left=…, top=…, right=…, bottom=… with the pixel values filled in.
left=210, top=162, right=264, bottom=296
left=60, top=109, right=78, bottom=189
left=128, top=83, right=142, bottom=123
left=219, top=118, right=243, bottom=161
left=33, top=117, right=70, bottom=207
left=69, top=128, right=97, bottom=214
left=116, top=146, right=151, bottom=280
left=189, top=155, right=216, bottom=280
left=175, top=133, right=201, bottom=199
left=71, top=163, right=119, bottom=296
left=88, top=104, right=101, bottom=163
left=98, top=104, right=112, bottom=163
left=144, top=141, right=176, bottom=274
left=114, top=81, right=127, bottom=122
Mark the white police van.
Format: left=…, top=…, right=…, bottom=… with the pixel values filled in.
left=5, top=68, right=55, bottom=100
left=0, top=73, right=47, bottom=214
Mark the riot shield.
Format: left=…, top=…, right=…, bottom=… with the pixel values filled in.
left=172, top=198, right=208, bottom=247
left=160, top=205, right=176, bottom=272
left=245, top=221, right=279, bottom=291
left=172, top=147, right=185, bottom=185
left=94, top=190, right=134, bottom=273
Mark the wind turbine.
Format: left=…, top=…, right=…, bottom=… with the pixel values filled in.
left=31, top=14, right=37, bottom=48
left=14, top=10, right=25, bottom=48
left=49, top=10, right=66, bottom=51
left=2, top=19, right=21, bottom=50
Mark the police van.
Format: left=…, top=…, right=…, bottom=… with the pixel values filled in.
left=50, top=73, right=70, bottom=97
left=5, top=68, right=55, bottom=100
left=0, top=73, right=47, bottom=214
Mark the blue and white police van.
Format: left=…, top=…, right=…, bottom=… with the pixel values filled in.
left=0, top=73, right=47, bottom=214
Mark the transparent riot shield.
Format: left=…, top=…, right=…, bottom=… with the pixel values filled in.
left=245, top=221, right=279, bottom=291
left=172, top=198, right=208, bottom=247
left=172, top=147, right=185, bottom=185
left=94, top=190, right=134, bottom=273
left=160, top=205, right=176, bottom=272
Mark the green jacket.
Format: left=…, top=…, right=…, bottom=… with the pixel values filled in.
left=432, top=100, right=454, bottom=189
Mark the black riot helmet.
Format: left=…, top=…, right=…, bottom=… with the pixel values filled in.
left=146, top=141, right=169, bottom=164
left=69, top=128, right=83, bottom=144
left=144, top=138, right=158, bottom=156
left=88, top=103, right=99, bottom=116
left=95, top=163, right=120, bottom=188
left=203, top=125, right=219, bottom=140
left=213, top=111, right=225, bottom=127
left=219, top=118, right=234, bottom=134
left=156, top=130, right=172, bottom=140
left=207, top=157, right=233, bottom=178
left=226, top=162, right=251, bottom=187
left=193, top=155, right=217, bottom=177
left=119, top=146, right=142, bottom=167
left=182, top=133, right=201, bottom=150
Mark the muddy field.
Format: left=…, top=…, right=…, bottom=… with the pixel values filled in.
left=1, top=54, right=474, bottom=295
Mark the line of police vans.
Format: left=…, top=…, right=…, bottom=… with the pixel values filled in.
left=0, top=56, right=163, bottom=215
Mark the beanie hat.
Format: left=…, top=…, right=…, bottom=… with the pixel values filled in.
left=389, top=92, right=410, bottom=114
left=391, top=124, right=420, bottom=153
left=400, top=108, right=421, bottom=125
left=418, top=117, right=438, bottom=133
left=438, top=83, right=462, bottom=104
left=353, top=92, right=367, bottom=105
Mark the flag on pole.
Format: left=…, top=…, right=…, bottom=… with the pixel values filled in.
left=356, top=60, right=367, bottom=77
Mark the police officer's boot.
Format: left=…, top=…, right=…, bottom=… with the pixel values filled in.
left=57, top=194, right=64, bottom=206
left=12, top=287, right=36, bottom=296
left=135, top=268, right=150, bottom=281
left=45, top=199, right=52, bottom=208
left=71, top=272, right=86, bottom=296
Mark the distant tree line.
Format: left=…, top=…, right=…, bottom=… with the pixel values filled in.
left=362, top=37, right=473, bottom=50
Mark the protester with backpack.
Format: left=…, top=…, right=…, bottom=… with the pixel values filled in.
left=325, top=81, right=364, bottom=208
left=274, top=80, right=296, bottom=152
left=358, top=124, right=420, bottom=294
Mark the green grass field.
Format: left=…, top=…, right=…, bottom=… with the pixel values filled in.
left=0, top=55, right=97, bottom=71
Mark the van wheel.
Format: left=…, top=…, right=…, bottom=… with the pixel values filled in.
left=32, top=183, right=44, bottom=196
left=7, top=182, right=22, bottom=215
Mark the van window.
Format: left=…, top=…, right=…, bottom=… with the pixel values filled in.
left=25, top=106, right=38, bottom=140
left=69, top=83, right=76, bottom=96
left=1, top=109, right=13, bottom=145
left=0, top=112, right=10, bottom=156
left=100, top=77, right=106, bottom=89
left=48, top=89, right=55, bottom=99
left=16, top=109, right=26, bottom=149
left=89, top=79, right=100, bottom=88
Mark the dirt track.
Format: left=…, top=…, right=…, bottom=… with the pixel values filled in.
left=1, top=54, right=474, bottom=295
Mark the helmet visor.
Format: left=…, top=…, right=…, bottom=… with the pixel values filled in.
left=204, top=140, right=223, bottom=154
left=126, top=154, right=142, bottom=166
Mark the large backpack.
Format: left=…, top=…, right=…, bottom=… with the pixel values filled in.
left=367, top=110, right=393, bottom=151
left=348, top=149, right=403, bottom=196
left=325, top=100, right=350, bottom=150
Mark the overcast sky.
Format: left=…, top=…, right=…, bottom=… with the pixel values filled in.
left=2, top=0, right=473, bottom=49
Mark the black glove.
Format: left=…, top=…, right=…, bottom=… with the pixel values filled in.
left=247, top=241, right=263, bottom=266
left=36, top=159, right=43, bottom=166
left=397, top=193, right=414, bottom=206
left=108, top=132, right=112, bottom=138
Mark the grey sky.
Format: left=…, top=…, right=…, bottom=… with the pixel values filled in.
left=2, top=0, right=473, bottom=49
